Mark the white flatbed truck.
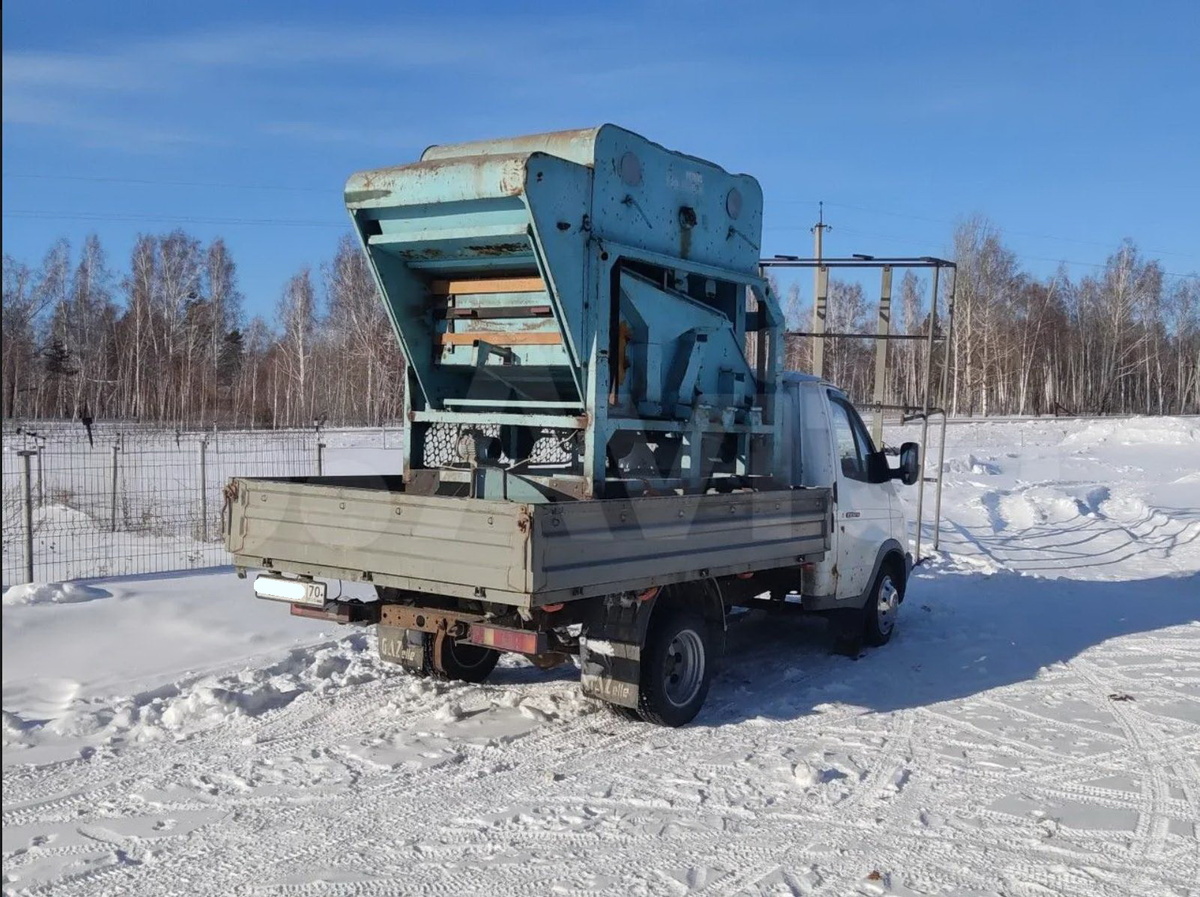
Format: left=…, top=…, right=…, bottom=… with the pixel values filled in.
left=225, top=126, right=920, bottom=726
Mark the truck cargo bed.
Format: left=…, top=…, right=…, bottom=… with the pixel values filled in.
left=226, top=477, right=830, bottom=608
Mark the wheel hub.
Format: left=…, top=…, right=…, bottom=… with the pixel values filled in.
left=663, top=629, right=705, bottom=707
left=877, top=575, right=899, bottom=635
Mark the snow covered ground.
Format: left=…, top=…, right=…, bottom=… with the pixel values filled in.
left=2, top=417, right=1198, bottom=896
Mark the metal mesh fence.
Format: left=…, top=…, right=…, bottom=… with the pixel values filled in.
left=2, top=423, right=403, bottom=584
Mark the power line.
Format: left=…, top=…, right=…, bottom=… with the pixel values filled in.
left=4, top=203, right=1196, bottom=280
left=3, top=173, right=334, bottom=194
left=2, top=210, right=351, bottom=230
left=1008, top=254, right=1198, bottom=280
left=8, top=171, right=1196, bottom=264
left=770, top=197, right=1197, bottom=262
left=766, top=222, right=1199, bottom=280
left=9, top=171, right=1196, bottom=269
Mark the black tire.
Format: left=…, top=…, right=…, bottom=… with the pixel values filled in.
left=427, top=634, right=500, bottom=684
left=608, top=703, right=643, bottom=722
left=637, top=609, right=714, bottom=727
left=862, top=562, right=904, bottom=647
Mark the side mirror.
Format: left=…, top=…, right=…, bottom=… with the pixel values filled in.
left=895, top=442, right=920, bottom=486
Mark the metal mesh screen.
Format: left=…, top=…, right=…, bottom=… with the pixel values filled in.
left=420, top=423, right=574, bottom=469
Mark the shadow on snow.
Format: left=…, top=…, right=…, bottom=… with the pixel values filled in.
left=695, top=567, right=1198, bottom=726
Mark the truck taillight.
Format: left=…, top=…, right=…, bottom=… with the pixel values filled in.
left=468, top=624, right=546, bottom=655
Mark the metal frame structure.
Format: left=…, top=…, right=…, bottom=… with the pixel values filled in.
left=759, top=256, right=957, bottom=561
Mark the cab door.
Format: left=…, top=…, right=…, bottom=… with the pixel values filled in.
left=826, top=391, right=892, bottom=599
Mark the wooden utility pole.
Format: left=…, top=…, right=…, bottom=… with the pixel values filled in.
left=871, top=265, right=893, bottom=445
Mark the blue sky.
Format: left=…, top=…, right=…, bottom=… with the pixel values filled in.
left=3, top=0, right=1198, bottom=319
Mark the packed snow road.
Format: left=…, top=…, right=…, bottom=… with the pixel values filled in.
left=3, top=418, right=1198, bottom=896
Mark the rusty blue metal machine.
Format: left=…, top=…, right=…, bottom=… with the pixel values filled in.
left=344, top=125, right=785, bottom=499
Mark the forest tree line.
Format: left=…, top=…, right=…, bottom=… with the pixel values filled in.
left=3, top=232, right=404, bottom=428
left=2, top=216, right=1198, bottom=428
left=779, top=217, right=1198, bottom=417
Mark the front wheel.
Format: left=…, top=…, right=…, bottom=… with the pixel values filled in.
left=637, top=609, right=714, bottom=727
left=863, top=565, right=903, bottom=646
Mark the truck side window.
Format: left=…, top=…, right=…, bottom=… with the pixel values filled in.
left=829, top=394, right=878, bottom=481
left=846, top=401, right=877, bottom=456
left=828, top=396, right=867, bottom=481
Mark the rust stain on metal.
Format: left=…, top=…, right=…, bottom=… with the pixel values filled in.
left=431, top=628, right=449, bottom=674
left=400, top=247, right=445, bottom=260
left=499, top=168, right=526, bottom=196
left=348, top=155, right=530, bottom=204
left=678, top=206, right=697, bottom=259
left=421, top=127, right=603, bottom=165
left=381, top=604, right=483, bottom=633
left=465, top=243, right=528, bottom=256
left=527, top=652, right=570, bottom=669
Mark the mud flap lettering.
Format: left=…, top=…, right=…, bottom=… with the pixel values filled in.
left=579, top=638, right=640, bottom=709
left=378, top=625, right=425, bottom=672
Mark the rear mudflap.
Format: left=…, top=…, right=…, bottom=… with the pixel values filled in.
left=579, top=637, right=641, bottom=709
left=377, top=625, right=427, bottom=673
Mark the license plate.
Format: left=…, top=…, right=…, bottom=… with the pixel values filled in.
left=253, top=575, right=327, bottom=607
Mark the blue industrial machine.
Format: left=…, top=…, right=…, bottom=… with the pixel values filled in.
left=345, top=125, right=785, bottom=499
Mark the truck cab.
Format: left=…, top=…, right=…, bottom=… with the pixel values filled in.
left=780, top=373, right=917, bottom=636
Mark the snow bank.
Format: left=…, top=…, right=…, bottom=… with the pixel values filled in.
left=1, top=634, right=394, bottom=764
left=942, top=453, right=1001, bottom=475
left=2, top=568, right=361, bottom=766
left=2, top=581, right=110, bottom=606
left=87, top=638, right=364, bottom=737
left=1062, top=416, right=1199, bottom=447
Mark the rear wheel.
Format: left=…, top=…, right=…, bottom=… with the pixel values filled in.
left=637, top=609, right=714, bottom=727
left=863, top=563, right=903, bottom=646
left=428, top=634, right=500, bottom=683
left=608, top=704, right=643, bottom=722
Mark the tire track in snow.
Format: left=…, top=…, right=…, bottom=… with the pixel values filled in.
left=194, top=659, right=865, bottom=895
left=7, top=673, right=621, bottom=895
left=1070, top=656, right=1193, bottom=895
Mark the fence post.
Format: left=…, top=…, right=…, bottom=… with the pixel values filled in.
left=110, top=445, right=119, bottom=533
left=18, top=450, right=35, bottom=583
left=35, top=444, right=44, bottom=507
left=200, top=438, right=209, bottom=542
